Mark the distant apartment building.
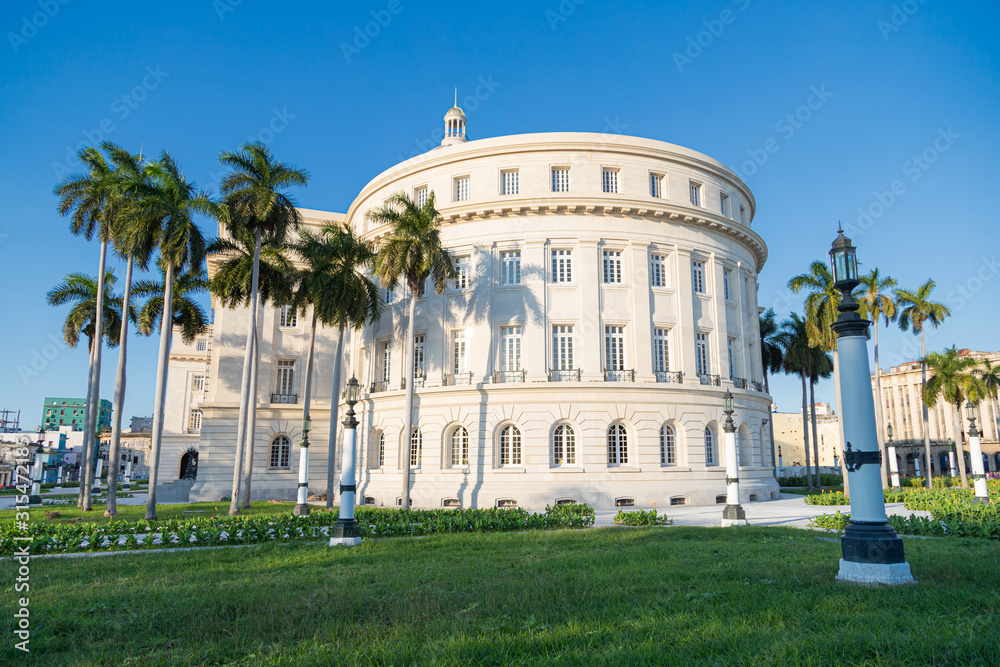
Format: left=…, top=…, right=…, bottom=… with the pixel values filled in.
left=41, top=397, right=112, bottom=432
left=773, top=403, right=841, bottom=471
left=130, top=416, right=153, bottom=432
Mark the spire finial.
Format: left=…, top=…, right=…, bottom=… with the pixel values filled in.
left=837, top=221, right=843, bottom=233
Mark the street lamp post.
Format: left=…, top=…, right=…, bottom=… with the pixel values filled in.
left=28, top=433, right=44, bottom=506
left=886, top=424, right=900, bottom=489
left=721, top=390, right=748, bottom=527
left=123, top=454, right=133, bottom=489
left=777, top=445, right=783, bottom=478
left=331, top=377, right=363, bottom=547
left=829, top=227, right=914, bottom=584
left=93, top=456, right=103, bottom=495
left=966, top=402, right=989, bottom=503
left=293, top=414, right=312, bottom=516
left=833, top=451, right=840, bottom=475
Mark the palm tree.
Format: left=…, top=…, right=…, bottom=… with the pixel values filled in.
left=759, top=309, right=783, bottom=473
left=136, top=269, right=210, bottom=341
left=46, top=272, right=129, bottom=352
left=371, top=191, right=456, bottom=509
left=896, top=279, right=950, bottom=489
left=290, top=223, right=380, bottom=510
left=218, top=141, right=309, bottom=516
left=858, top=268, right=897, bottom=489
left=979, top=358, right=1000, bottom=442
left=126, top=152, right=215, bottom=521
left=776, top=314, right=814, bottom=490
left=923, top=347, right=986, bottom=488
left=803, top=343, right=834, bottom=489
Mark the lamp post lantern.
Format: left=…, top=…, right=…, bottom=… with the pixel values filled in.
left=331, top=377, right=363, bottom=547
left=721, top=390, right=747, bottom=527
left=829, top=227, right=914, bottom=584
left=886, top=424, right=900, bottom=488
left=293, top=414, right=312, bottom=516
left=966, top=402, right=989, bottom=503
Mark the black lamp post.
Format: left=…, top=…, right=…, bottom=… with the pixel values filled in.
left=966, top=401, right=989, bottom=503
left=293, top=413, right=312, bottom=516
left=331, top=377, right=363, bottom=546
left=829, top=226, right=914, bottom=584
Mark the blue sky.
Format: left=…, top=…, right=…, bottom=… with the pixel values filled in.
left=1, top=0, right=998, bottom=428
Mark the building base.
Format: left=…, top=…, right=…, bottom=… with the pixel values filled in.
left=330, top=517, right=362, bottom=547
left=329, top=536, right=363, bottom=547
left=292, top=503, right=311, bottom=516
left=27, top=495, right=42, bottom=506
left=721, top=504, right=747, bottom=527
left=836, top=559, right=916, bottom=585
left=974, top=496, right=990, bottom=505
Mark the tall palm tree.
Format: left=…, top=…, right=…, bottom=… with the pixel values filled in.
left=127, top=152, right=215, bottom=521
left=896, top=279, right=950, bottom=489
left=923, top=347, right=986, bottom=488
left=979, top=358, right=1000, bottom=442
left=290, top=223, right=380, bottom=510
left=46, top=272, right=129, bottom=352
left=371, top=191, right=456, bottom=509
left=135, top=269, right=210, bottom=341
left=218, top=141, right=309, bottom=516
left=858, top=268, right=897, bottom=489
left=776, top=314, right=814, bottom=490
left=803, top=343, right=834, bottom=489
left=759, top=309, right=783, bottom=473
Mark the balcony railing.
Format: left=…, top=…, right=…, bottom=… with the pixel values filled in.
left=548, top=369, right=581, bottom=382
left=655, top=370, right=683, bottom=383
left=270, top=393, right=298, bottom=404
left=444, top=372, right=473, bottom=386
left=493, top=370, right=526, bottom=383
left=401, top=376, right=425, bottom=390
left=604, top=369, right=635, bottom=382
left=750, top=380, right=764, bottom=392
left=731, top=377, right=747, bottom=389
left=369, top=381, right=389, bottom=393
left=698, top=374, right=721, bottom=386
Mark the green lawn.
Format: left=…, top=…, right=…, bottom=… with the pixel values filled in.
left=2, top=527, right=998, bottom=666
left=1, top=501, right=302, bottom=525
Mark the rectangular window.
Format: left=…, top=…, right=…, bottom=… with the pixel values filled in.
left=413, top=334, right=425, bottom=379
left=381, top=342, right=391, bottom=383
left=414, top=186, right=428, bottom=208
left=501, top=170, right=519, bottom=195
left=723, top=270, right=731, bottom=300
left=196, top=340, right=208, bottom=351
left=188, top=409, right=202, bottom=431
left=650, top=254, right=667, bottom=288
left=649, top=173, right=663, bottom=198
left=602, top=250, right=622, bottom=284
left=454, top=257, right=471, bottom=289
left=689, top=181, right=702, bottom=207
left=728, top=338, right=736, bottom=378
left=192, top=376, right=205, bottom=392
left=551, top=249, right=572, bottom=283
left=551, top=167, right=570, bottom=192
left=692, top=260, right=705, bottom=294
left=695, top=333, right=709, bottom=376
left=720, top=192, right=730, bottom=217
left=653, top=328, right=670, bottom=373
left=602, top=168, right=620, bottom=193
left=383, top=286, right=393, bottom=304
left=605, top=326, right=625, bottom=371
left=454, top=176, right=469, bottom=202
left=500, top=326, right=522, bottom=371
left=453, top=330, right=468, bottom=374
left=279, top=305, right=297, bottom=327
left=552, top=325, right=574, bottom=370
left=276, top=360, right=295, bottom=395
left=500, top=251, right=521, bottom=286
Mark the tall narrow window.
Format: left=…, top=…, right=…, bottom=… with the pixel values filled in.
left=197, top=340, right=208, bottom=351
left=608, top=424, right=628, bottom=465
left=500, top=326, right=522, bottom=371
left=602, top=168, right=620, bottom=193
left=552, top=325, right=574, bottom=370
left=414, top=186, right=428, bottom=208
left=653, top=328, right=670, bottom=372
left=695, top=333, right=709, bottom=375
left=723, top=270, right=731, bottom=300
left=551, top=250, right=572, bottom=283
left=413, top=334, right=425, bottom=379
left=454, top=176, right=469, bottom=202
left=501, top=170, right=519, bottom=195
left=276, top=360, right=295, bottom=395
left=551, top=167, right=570, bottom=192
left=453, top=330, right=468, bottom=374
left=720, top=193, right=730, bottom=217
left=649, top=173, right=663, bottom=198
left=728, top=338, right=736, bottom=378
left=500, top=251, right=521, bottom=285
left=270, top=436, right=291, bottom=469
left=372, top=432, right=384, bottom=469
left=553, top=424, right=576, bottom=465
left=661, top=424, right=676, bottom=465
left=451, top=426, right=469, bottom=467
left=192, top=376, right=205, bottom=391
left=499, top=425, right=522, bottom=466
left=188, top=409, right=202, bottom=431
left=279, top=305, right=297, bottom=327
left=692, top=260, right=705, bottom=293
left=602, top=250, right=622, bottom=284
left=704, top=427, right=715, bottom=465
left=605, top=326, right=625, bottom=371
left=650, top=254, right=667, bottom=287
left=410, top=428, right=422, bottom=467
left=381, top=342, right=391, bottom=383
left=689, top=181, right=702, bottom=207
left=454, top=257, right=471, bottom=289
left=383, top=286, right=393, bottom=305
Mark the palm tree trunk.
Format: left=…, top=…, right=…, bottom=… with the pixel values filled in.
left=230, top=227, right=262, bottom=515
left=240, top=325, right=260, bottom=509
left=919, top=327, right=933, bottom=489
left=81, top=239, right=109, bottom=512
left=809, top=379, right=820, bottom=488
left=144, top=262, right=176, bottom=521
left=105, top=255, right=134, bottom=517
left=873, top=320, right=889, bottom=489
left=764, top=374, right=777, bottom=476
left=400, top=292, right=417, bottom=508
left=801, top=374, right=812, bottom=491
left=953, top=402, right=969, bottom=488
left=79, top=332, right=98, bottom=508
left=326, top=324, right=346, bottom=510
left=832, top=348, right=850, bottom=497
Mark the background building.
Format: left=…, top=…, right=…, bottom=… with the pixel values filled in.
left=772, top=403, right=841, bottom=474
left=41, top=397, right=111, bottom=431
left=130, top=416, right=153, bottom=432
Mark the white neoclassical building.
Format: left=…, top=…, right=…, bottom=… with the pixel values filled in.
left=174, top=105, right=779, bottom=509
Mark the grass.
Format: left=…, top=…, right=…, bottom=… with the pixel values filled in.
left=2, top=527, right=998, bottom=666
left=0, top=501, right=300, bottom=525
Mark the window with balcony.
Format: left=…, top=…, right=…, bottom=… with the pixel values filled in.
left=695, top=333, right=709, bottom=376
left=276, top=360, right=295, bottom=396
left=605, top=326, right=625, bottom=371
left=500, top=326, right=521, bottom=372
left=653, top=328, right=670, bottom=373
left=413, top=334, right=425, bottom=382
left=552, top=325, right=574, bottom=371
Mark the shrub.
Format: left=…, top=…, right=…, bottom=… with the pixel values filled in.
left=809, top=511, right=850, bottom=531
left=613, top=509, right=672, bottom=526
left=804, top=490, right=850, bottom=506
left=777, top=474, right=843, bottom=488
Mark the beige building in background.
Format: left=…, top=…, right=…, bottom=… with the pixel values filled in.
left=773, top=403, right=841, bottom=473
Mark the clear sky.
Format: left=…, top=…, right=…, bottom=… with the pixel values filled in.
left=1, top=0, right=998, bottom=429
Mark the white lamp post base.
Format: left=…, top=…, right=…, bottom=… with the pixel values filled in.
left=836, top=559, right=915, bottom=585
left=329, top=536, right=363, bottom=547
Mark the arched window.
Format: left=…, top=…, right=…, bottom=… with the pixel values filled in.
left=705, top=427, right=716, bottom=466
left=738, top=427, right=751, bottom=466
left=371, top=431, right=384, bottom=469
left=499, top=425, right=521, bottom=466
left=660, top=424, right=676, bottom=465
left=269, top=436, right=291, bottom=469
left=553, top=424, right=576, bottom=465
left=608, top=423, right=628, bottom=465
left=451, top=426, right=469, bottom=467
left=410, top=428, right=422, bottom=467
